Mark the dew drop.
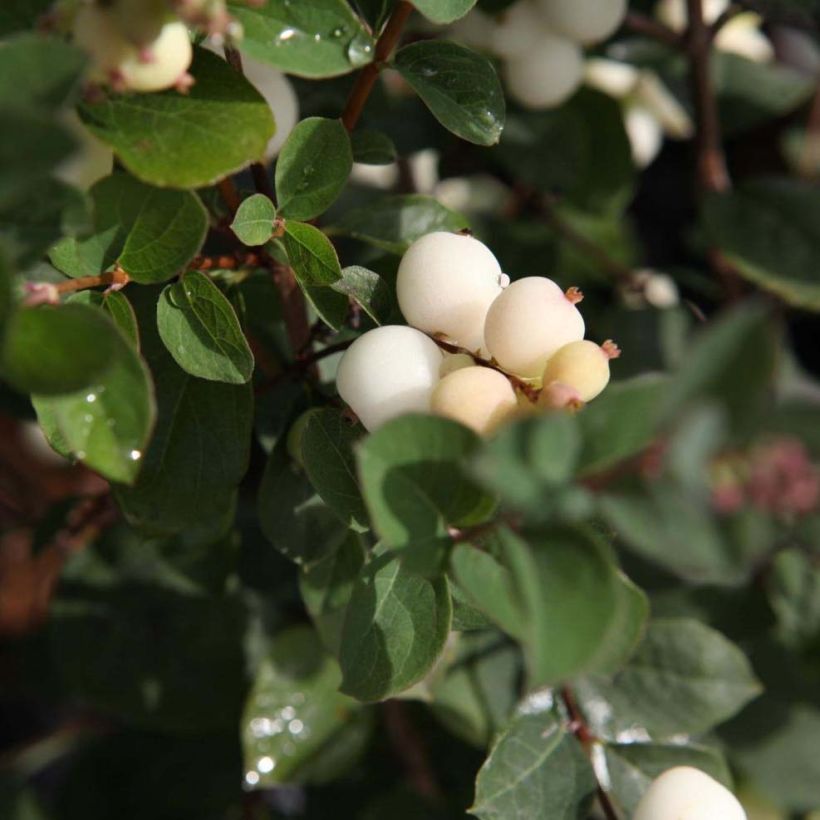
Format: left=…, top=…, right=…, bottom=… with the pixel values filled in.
left=83, top=414, right=93, bottom=423
left=129, top=449, right=142, bottom=461
left=85, top=393, right=97, bottom=403
left=288, top=719, right=304, bottom=735
left=257, top=756, right=275, bottom=773
left=245, top=771, right=260, bottom=786
left=280, top=706, right=296, bottom=720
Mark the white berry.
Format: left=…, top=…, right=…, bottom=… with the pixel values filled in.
left=634, top=766, right=747, bottom=820
left=535, top=0, right=627, bottom=45
left=491, top=1, right=545, bottom=58
left=484, top=277, right=584, bottom=379
left=504, top=31, right=584, bottom=109
left=396, top=232, right=504, bottom=357
left=335, top=325, right=443, bottom=432
left=118, top=21, right=192, bottom=92
left=431, top=366, right=518, bottom=436
left=539, top=339, right=618, bottom=406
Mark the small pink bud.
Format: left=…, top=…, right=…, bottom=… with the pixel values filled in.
left=22, top=283, right=59, bottom=306
left=540, top=380, right=583, bottom=411
left=174, top=72, right=196, bottom=94
left=601, top=339, right=621, bottom=360
left=565, top=286, right=584, bottom=305
left=138, top=47, right=156, bottom=64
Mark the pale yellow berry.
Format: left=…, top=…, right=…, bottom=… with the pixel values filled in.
left=539, top=340, right=619, bottom=406
left=430, top=366, right=518, bottom=436
left=118, top=21, right=192, bottom=92
left=634, top=766, right=747, bottom=820
left=483, top=277, right=585, bottom=380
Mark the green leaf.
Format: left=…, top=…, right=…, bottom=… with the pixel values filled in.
left=703, top=179, right=820, bottom=310
left=281, top=221, right=342, bottom=286
left=575, top=618, right=762, bottom=740
left=1, top=304, right=115, bottom=395
left=331, top=265, right=395, bottom=325
left=338, top=550, right=452, bottom=701
left=471, top=710, right=596, bottom=820
left=304, top=283, right=349, bottom=331
left=32, top=310, right=155, bottom=484
left=0, top=248, right=11, bottom=341
left=114, top=290, right=252, bottom=536
left=0, top=34, right=86, bottom=109
left=276, top=117, right=352, bottom=220
left=68, top=290, right=139, bottom=349
left=230, top=193, right=277, bottom=246
left=330, top=194, right=469, bottom=254
left=157, top=271, right=254, bottom=384
left=242, top=626, right=368, bottom=786
left=258, top=441, right=350, bottom=567
left=394, top=41, right=505, bottom=147
left=577, top=375, right=669, bottom=475
left=301, top=407, right=368, bottom=529
left=357, top=414, right=493, bottom=552
left=605, top=743, right=732, bottom=817
left=430, top=630, right=520, bottom=748
left=499, top=527, right=647, bottom=688
left=351, top=129, right=397, bottom=165
left=412, top=0, right=476, bottom=23
left=50, top=174, right=208, bottom=284
left=300, top=534, right=366, bottom=654
left=228, top=0, right=376, bottom=78
left=767, top=549, right=820, bottom=650
left=79, top=48, right=275, bottom=189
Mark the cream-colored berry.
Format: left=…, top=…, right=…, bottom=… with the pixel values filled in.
left=396, top=232, right=504, bottom=356
left=535, top=0, right=627, bottom=45
left=336, top=325, right=443, bottom=432
left=491, top=1, right=545, bottom=58
left=431, top=366, right=518, bottom=436
left=539, top=339, right=619, bottom=407
left=634, top=766, right=747, bottom=820
left=118, top=21, right=192, bottom=92
left=504, top=31, right=584, bottom=109
left=484, top=277, right=585, bottom=380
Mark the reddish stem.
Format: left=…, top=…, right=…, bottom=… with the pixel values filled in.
left=55, top=267, right=129, bottom=294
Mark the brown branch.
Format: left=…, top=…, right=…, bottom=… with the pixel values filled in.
left=382, top=700, right=444, bottom=804
left=341, top=1, right=414, bottom=132
left=54, top=267, right=129, bottom=294
left=686, top=0, right=731, bottom=194
left=560, top=687, right=620, bottom=820
left=217, top=177, right=241, bottom=213
left=624, top=11, right=681, bottom=47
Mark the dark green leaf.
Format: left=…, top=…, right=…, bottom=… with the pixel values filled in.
left=357, top=414, right=493, bottom=552
left=0, top=34, right=86, bottom=109
left=1, top=303, right=114, bottom=395
left=32, top=310, right=155, bottom=484
left=576, top=618, right=762, bottom=740
left=276, top=117, right=352, bottom=220
left=0, top=0, right=53, bottom=37
left=339, top=550, right=452, bottom=701
left=157, top=271, right=254, bottom=384
left=50, top=174, right=208, bottom=284
left=703, top=179, right=820, bottom=310
left=394, top=41, right=505, bottom=146
left=351, top=129, right=397, bottom=165
left=605, top=743, right=732, bottom=817
left=301, top=407, right=368, bottom=529
left=304, top=282, right=349, bottom=331
left=79, top=48, right=275, bottom=188
left=471, top=710, right=596, bottom=820
left=330, top=194, right=469, bottom=254
left=412, top=0, right=477, bottom=23
left=331, top=265, right=395, bottom=325
left=282, top=221, right=342, bottom=285
left=767, top=549, right=820, bottom=650
left=228, top=0, right=376, bottom=78
left=230, top=193, right=277, bottom=246
left=242, top=626, right=368, bottom=786
left=68, top=290, right=139, bottom=349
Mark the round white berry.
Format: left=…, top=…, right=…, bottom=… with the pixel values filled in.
left=535, top=0, right=627, bottom=45
left=335, top=325, right=443, bottom=432
left=431, top=366, right=518, bottom=436
left=396, top=232, right=504, bottom=356
left=503, top=31, right=584, bottom=109
left=484, top=277, right=584, bottom=379
left=539, top=340, right=616, bottom=405
left=451, top=8, right=496, bottom=51
left=491, top=1, right=545, bottom=58
left=625, top=103, right=664, bottom=167
left=634, top=766, right=747, bottom=820
left=118, top=21, right=192, bottom=92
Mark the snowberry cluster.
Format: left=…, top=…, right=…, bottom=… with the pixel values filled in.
left=455, top=0, right=627, bottom=109
left=71, top=0, right=207, bottom=93
left=635, top=766, right=747, bottom=820
left=336, top=232, right=619, bottom=436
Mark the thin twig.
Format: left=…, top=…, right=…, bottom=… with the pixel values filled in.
left=624, top=11, right=681, bottom=47
left=217, top=177, right=241, bottom=213
left=560, top=687, right=620, bottom=820
left=54, top=267, right=129, bottom=294
left=341, top=1, right=415, bottom=131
